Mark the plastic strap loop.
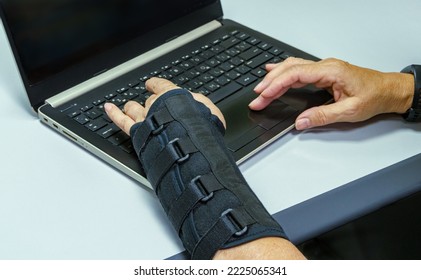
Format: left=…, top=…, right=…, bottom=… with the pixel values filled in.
left=147, top=138, right=198, bottom=188
left=132, top=107, right=174, bottom=156
left=191, top=207, right=255, bottom=260
left=168, top=174, right=225, bottom=234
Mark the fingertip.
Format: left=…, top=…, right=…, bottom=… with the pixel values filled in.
left=265, top=63, right=278, bottom=71
left=248, top=96, right=268, bottom=111
left=104, top=102, right=114, bottom=113
left=145, top=77, right=179, bottom=96
left=253, top=81, right=264, bottom=93
left=248, top=98, right=259, bottom=110
left=254, top=80, right=270, bottom=93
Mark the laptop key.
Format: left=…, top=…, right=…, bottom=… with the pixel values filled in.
left=127, top=80, right=140, bottom=88
left=219, top=62, right=235, bottom=72
left=235, top=32, right=250, bottom=40
left=280, top=52, right=294, bottom=60
left=245, top=53, right=273, bottom=69
left=74, top=114, right=90, bottom=125
left=225, top=70, right=241, bottom=80
left=235, top=42, right=251, bottom=51
left=104, top=92, right=117, bottom=100
left=205, top=81, right=221, bottom=92
left=208, top=68, right=224, bottom=77
left=235, top=65, right=251, bottom=74
left=97, top=123, right=120, bottom=139
left=80, top=104, right=93, bottom=112
left=92, top=98, right=105, bottom=106
left=85, top=108, right=103, bottom=119
left=269, top=47, right=284, bottom=56
left=108, top=131, right=130, bottom=146
left=215, top=76, right=231, bottom=86
left=85, top=118, right=107, bottom=132
left=229, top=57, right=244, bottom=66
left=109, top=97, right=126, bottom=107
left=119, top=140, right=134, bottom=154
left=215, top=53, right=231, bottom=62
left=258, top=42, right=272, bottom=51
left=67, top=109, right=81, bottom=118
left=225, top=48, right=240, bottom=57
left=121, top=90, right=139, bottom=100
left=236, top=74, right=258, bottom=87
left=239, top=47, right=262, bottom=61
left=101, top=114, right=112, bottom=123
left=246, top=37, right=261, bottom=46
left=116, top=87, right=128, bottom=94
left=251, top=68, right=267, bottom=78
left=220, top=37, right=240, bottom=49
left=208, top=81, right=242, bottom=104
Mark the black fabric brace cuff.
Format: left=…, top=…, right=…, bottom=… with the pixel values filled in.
left=130, top=89, right=288, bottom=259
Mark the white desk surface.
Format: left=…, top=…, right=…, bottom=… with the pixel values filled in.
left=1, top=0, right=421, bottom=259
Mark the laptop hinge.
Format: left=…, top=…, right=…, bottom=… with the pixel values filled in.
left=45, top=20, right=222, bottom=108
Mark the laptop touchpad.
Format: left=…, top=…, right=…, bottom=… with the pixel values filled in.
left=219, top=92, right=299, bottom=152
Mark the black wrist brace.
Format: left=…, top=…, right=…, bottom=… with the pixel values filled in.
left=130, top=89, right=288, bottom=259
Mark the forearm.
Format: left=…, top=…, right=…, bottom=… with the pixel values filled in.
left=213, top=237, right=305, bottom=260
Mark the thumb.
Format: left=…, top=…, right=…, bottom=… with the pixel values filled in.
left=295, top=101, right=356, bottom=130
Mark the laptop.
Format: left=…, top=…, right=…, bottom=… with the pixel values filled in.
left=0, top=0, right=331, bottom=189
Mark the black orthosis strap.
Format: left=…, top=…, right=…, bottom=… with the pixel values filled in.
left=130, top=89, right=288, bottom=259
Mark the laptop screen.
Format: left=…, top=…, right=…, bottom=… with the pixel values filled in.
left=0, top=0, right=221, bottom=108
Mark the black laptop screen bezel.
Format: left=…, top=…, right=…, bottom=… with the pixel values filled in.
left=0, top=0, right=223, bottom=110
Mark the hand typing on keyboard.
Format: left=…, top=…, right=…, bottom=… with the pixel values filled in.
left=249, top=57, right=415, bottom=130
left=104, top=77, right=226, bottom=135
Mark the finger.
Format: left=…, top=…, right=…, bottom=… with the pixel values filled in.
left=145, top=77, right=180, bottom=96
left=104, top=102, right=135, bottom=135
left=144, top=94, right=159, bottom=109
left=265, top=63, right=279, bottom=72
left=294, top=98, right=361, bottom=130
left=248, top=89, right=289, bottom=111
left=259, top=60, right=320, bottom=97
left=254, top=57, right=314, bottom=93
left=124, top=101, right=147, bottom=123
left=251, top=59, right=342, bottom=112
left=249, top=58, right=316, bottom=111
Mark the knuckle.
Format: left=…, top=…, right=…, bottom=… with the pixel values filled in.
left=326, top=58, right=351, bottom=73
left=314, top=109, right=330, bottom=126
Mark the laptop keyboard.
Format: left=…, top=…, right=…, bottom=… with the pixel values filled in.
left=64, top=30, right=294, bottom=154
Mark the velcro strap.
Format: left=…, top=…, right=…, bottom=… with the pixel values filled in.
left=132, top=107, right=174, bottom=156
left=168, top=174, right=225, bottom=234
left=191, top=207, right=256, bottom=260
left=147, top=138, right=198, bottom=188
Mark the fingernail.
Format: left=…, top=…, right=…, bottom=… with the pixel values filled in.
left=248, top=99, right=257, bottom=108
left=104, top=103, right=112, bottom=112
left=254, top=81, right=264, bottom=92
left=249, top=96, right=263, bottom=109
left=295, top=118, right=310, bottom=130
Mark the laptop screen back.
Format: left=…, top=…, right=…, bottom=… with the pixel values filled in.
left=0, top=0, right=221, bottom=109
